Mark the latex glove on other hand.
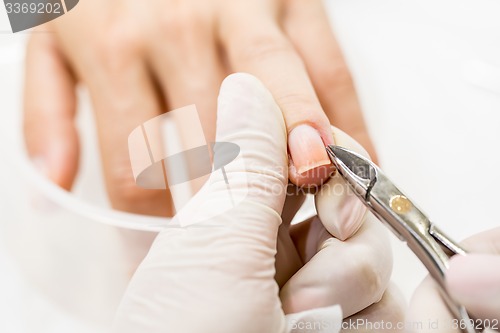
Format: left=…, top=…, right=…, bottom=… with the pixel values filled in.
left=409, top=228, right=500, bottom=333
left=113, top=73, right=400, bottom=333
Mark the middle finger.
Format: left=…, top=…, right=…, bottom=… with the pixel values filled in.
left=148, top=3, right=226, bottom=144
left=219, top=0, right=335, bottom=187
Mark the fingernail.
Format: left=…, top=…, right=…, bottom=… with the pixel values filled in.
left=289, top=125, right=331, bottom=175
left=446, top=254, right=500, bottom=304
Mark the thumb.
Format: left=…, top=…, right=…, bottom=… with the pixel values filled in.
left=446, top=254, right=500, bottom=322
left=315, top=127, right=370, bottom=241
left=175, top=72, right=289, bottom=226
left=113, top=73, right=289, bottom=333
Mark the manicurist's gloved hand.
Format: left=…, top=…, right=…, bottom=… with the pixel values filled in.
left=408, top=228, right=500, bottom=333
left=113, top=74, right=402, bottom=333
left=23, top=0, right=376, bottom=217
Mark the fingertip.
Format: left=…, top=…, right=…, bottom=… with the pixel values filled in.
left=213, top=73, right=289, bottom=214
left=288, top=124, right=334, bottom=187
left=220, top=72, right=263, bottom=91
left=29, top=133, right=79, bottom=190
left=288, top=164, right=335, bottom=188
left=315, top=179, right=366, bottom=241
left=289, top=124, right=331, bottom=171
left=218, top=72, right=273, bottom=110
left=446, top=254, right=500, bottom=302
left=311, top=126, right=372, bottom=240
left=217, top=72, right=286, bottom=138
left=407, top=277, right=451, bottom=333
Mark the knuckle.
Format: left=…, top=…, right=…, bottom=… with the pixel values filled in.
left=236, top=34, right=294, bottom=63
left=354, top=249, right=392, bottom=304
left=316, top=63, right=353, bottom=93
left=95, top=22, right=143, bottom=72
left=106, top=162, right=166, bottom=214
left=276, top=91, right=318, bottom=110
left=161, top=12, right=187, bottom=34
left=359, top=258, right=385, bottom=303
left=160, top=8, right=205, bottom=43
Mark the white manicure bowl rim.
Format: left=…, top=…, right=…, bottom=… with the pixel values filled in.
left=12, top=133, right=169, bottom=233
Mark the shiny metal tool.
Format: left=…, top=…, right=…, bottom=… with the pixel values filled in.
left=326, top=145, right=478, bottom=333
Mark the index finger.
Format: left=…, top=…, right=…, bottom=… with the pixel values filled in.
left=219, top=0, right=335, bottom=187
left=283, top=0, right=378, bottom=162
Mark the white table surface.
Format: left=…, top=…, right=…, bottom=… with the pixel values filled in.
left=1, top=1, right=500, bottom=332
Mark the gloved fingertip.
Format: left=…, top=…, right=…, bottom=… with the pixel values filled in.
left=216, top=72, right=286, bottom=144
left=211, top=73, right=288, bottom=214
left=314, top=126, right=373, bottom=240
left=446, top=254, right=500, bottom=310
left=315, top=174, right=366, bottom=240
left=220, top=72, right=264, bottom=93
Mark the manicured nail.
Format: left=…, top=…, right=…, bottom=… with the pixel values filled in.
left=288, top=125, right=331, bottom=175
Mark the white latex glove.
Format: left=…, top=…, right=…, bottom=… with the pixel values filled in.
left=408, top=228, right=500, bottom=333
left=113, top=73, right=398, bottom=333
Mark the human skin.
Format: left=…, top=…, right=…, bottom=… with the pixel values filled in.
left=23, top=0, right=376, bottom=217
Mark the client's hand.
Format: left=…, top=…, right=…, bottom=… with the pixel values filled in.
left=113, top=74, right=401, bottom=333
left=408, top=228, right=500, bottom=333
left=23, top=0, right=375, bottom=217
